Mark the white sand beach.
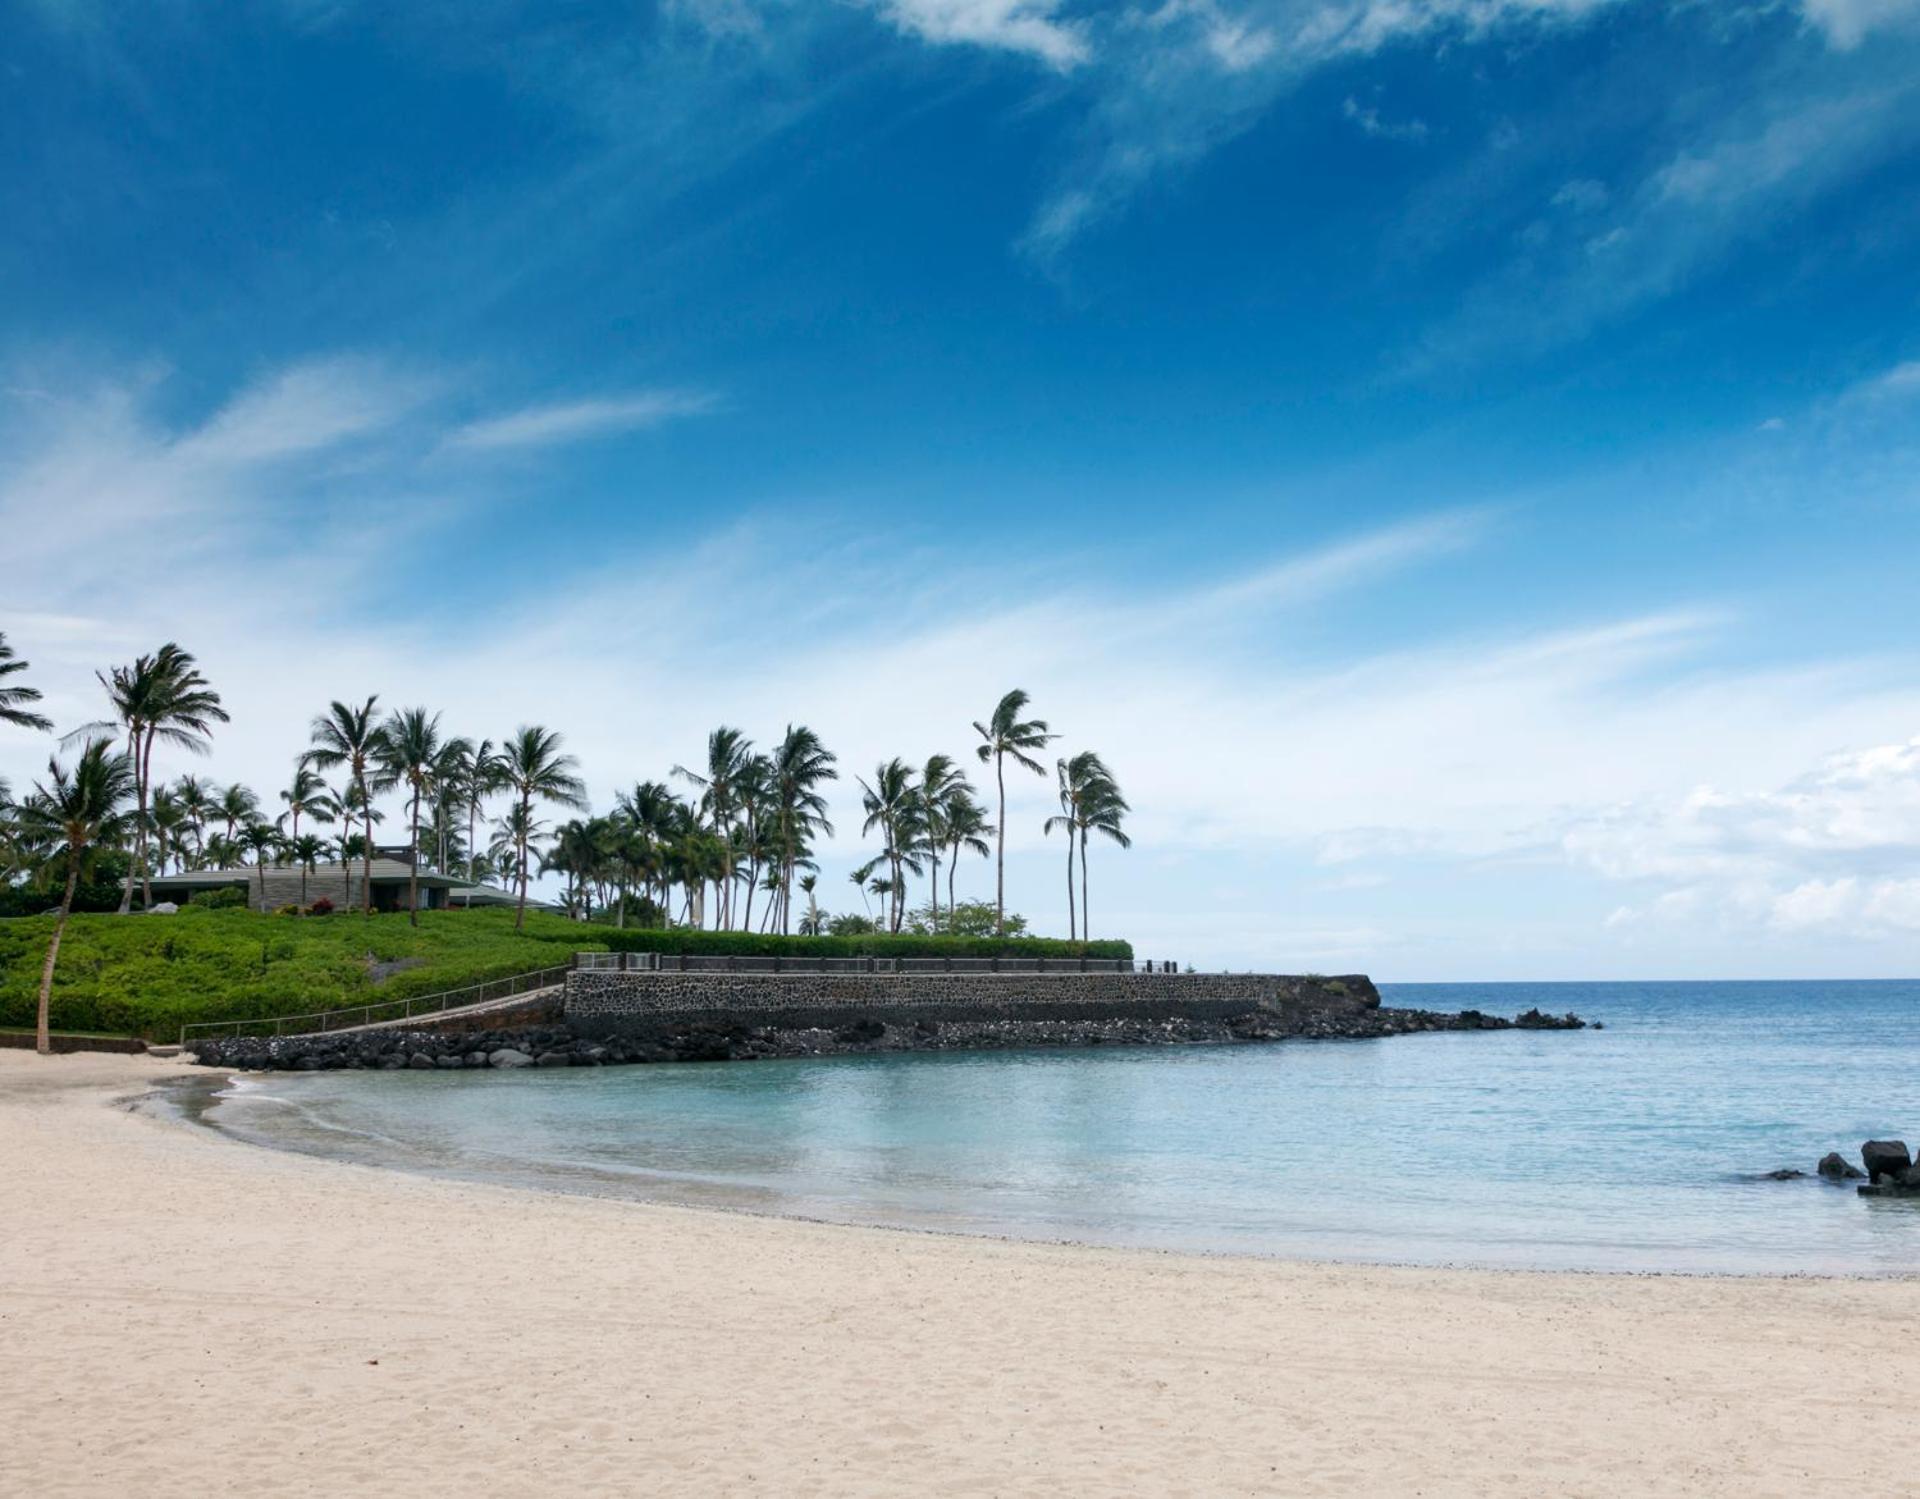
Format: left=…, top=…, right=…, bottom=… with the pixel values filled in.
left=3, top=1049, right=1915, bottom=1498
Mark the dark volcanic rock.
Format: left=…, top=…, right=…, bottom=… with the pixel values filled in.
left=1818, top=1152, right=1866, bottom=1181
left=1862, top=1140, right=1912, bottom=1183
left=1760, top=1168, right=1808, bottom=1181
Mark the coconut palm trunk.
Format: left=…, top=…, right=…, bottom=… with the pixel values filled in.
left=37, top=862, right=79, bottom=1054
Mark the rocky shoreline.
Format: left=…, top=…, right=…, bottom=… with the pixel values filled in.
left=188, top=1003, right=1587, bottom=1071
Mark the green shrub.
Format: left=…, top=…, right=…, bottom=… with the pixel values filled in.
left=188, top=886, right=248, bottom=910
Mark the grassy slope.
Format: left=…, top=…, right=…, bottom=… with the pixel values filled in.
left=0, top=910, right=1136, bottom=1040
left=0, top=908, right=602, bottom=1041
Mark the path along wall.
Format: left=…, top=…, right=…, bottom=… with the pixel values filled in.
left=563, top=970, right=1381, bottom=1036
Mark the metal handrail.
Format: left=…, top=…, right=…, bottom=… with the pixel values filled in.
left=179, top=964, right=573, bottom=1047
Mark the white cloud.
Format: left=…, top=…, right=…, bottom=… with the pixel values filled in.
left=443, top=390, right=718, bottom=453
left=1566, top=736, right=1920, bottom=939
left=873, top=0, right=1088, bottom=68
left=172, top=356, right=435, bottom=466
left=1343, top=96, right=1430, bottom=142
left=1801, top=0, right=1920, bottom=49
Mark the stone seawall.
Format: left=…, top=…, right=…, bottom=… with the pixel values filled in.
left=564, top=969, right=1382, bottom=1037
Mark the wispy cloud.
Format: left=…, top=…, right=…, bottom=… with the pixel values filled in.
left=872, top=0, right=1088, bottom=68
left=171, top=356, right=438, bottom=466
left=1343, top=96, right=1429, bottom=143
left=1801, top=0, right=1920, bottom=49
left=443, top=389, right=719, bottom=453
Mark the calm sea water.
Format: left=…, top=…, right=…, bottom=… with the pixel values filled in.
left=189, top=980, right=1920, bottom=1274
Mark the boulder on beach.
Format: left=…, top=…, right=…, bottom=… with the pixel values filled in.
left=488, top=1048, right=534, bottom=1068
left=1861, top=1141, right=1912, bottom=1183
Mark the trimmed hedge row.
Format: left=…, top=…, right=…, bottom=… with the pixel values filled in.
left=585, top=926, right=1134, bottom=961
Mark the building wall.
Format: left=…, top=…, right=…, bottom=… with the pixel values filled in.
left=565, top=970, right=1380, bottom=1035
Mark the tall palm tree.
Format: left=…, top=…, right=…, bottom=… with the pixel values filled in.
left=674, top=727, right=752, bottom=928
left=0, top=631, right=53, bottom=732
left=1076, top=765, right=1131, bottom=940
left=796, top=873, right=825, bottom=936
left=972, top=689, right=1056, bottom=936
left=616, top=780, right=681, bottom=919
left=278, top=764, right=338, bottom=843
left=71, top=643, right=228, bottom=912
left=918, top=753, right=967, bottom=929
left=499, top=725, right=587, bottom=928
left=17, top=740, right=135, bottom=1052
left=1044, top=762, right=1082, bottom=941
left=766, top=725, right=838, bottom=933
left=376, top=707, right=448, bottom=927
left=238, top=821, right=281, bottom=907
left=305, top=697, right=387, bottom=918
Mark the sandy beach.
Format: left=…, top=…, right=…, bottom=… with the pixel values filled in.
left=3, top=1051, right=1915, bottom=1497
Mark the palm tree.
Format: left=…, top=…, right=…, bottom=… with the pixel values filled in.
left=499, top=725, right=587, bottom=928
left=1045, top=751, right=1120, bottom=941
left=616, top=780, right=681, bottom=919
left=0, top=631, right=52, bottom=732
left=238, top=821, right=281, bottom=907
left=289, top=833, right=326, bottom=904
left=768, top=725, right=838, bottom=934
left=376, top=707, right=449, bottom=927
left=278, top=764, right=338, bottom=843
left=16, top=740, right=135, bottom=1052
left=858, top=759, right=924, bottom=934
left=305, top=698, right=386, bottom=918
left=1044, top=763, right=1081, bottom=941
left=1076, top=764, right=1131, bottom=940
left=173, top=774, right=213, bottom=866
left=796, top=873, right=825, bottom=936
left=674, top=727, right=752, bottom=927
left=216, top=783, right=261, bottom=845
left=149, top=784, right=186, bottom=876
left=454, top=737, right=506, bottom=885
left=972, top=689, right=1056, bottom=935
left=918, top=753, right=967, bottom=929
left=942, top=788, right=991, bottom=920
left=70, top=643, right=228, bottom=912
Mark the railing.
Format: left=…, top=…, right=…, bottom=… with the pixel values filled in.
left=572, top=951, right=1149, bottom=975
left=179, top=964, right=572, bottom=1047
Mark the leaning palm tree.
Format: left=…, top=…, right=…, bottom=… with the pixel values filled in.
left=16, top=740, right=136, bottom=1052
left=499, top=725, right=588, bottom=928
left=376, top=707, right=449, bottom=927
left=972, top=689, right=1056, bottom=936
left=0, top=631, right=53, bottom=732
left=1044, top=750, right=1119, bottom=941
left=454, top=737, right=506, bottom=885
left=674, top=727, right=753, bottom=927
left=305, top=697, right=386, bottom=918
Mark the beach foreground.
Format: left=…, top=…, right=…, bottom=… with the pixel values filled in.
left=3, top=1052, right=1914, bottom=1498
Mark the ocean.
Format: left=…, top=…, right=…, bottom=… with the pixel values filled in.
left=186, top=979, right=1920, bottom=1274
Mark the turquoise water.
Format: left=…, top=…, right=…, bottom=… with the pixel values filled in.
left=194, top=980, right=1920, bottom=1274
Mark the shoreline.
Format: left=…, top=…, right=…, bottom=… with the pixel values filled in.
left=7, top=1050, right=1918, bottom=1496
left=165, top=1062, right=1909, bottom=1283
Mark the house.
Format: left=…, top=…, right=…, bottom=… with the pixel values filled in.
left=148, top=845, right=470, bottom=914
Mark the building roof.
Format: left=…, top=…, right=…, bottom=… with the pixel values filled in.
left=148, top=859, right=465, bottom=890
left=444, top=882, right=558, bottom=910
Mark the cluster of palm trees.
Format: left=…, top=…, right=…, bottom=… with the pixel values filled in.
left=3, top=629, right=1137, bottom=1050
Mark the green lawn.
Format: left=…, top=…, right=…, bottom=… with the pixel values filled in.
left=0, top=907, right=605, bottom=1041
left=0, top=908, right=1133, bottom=1041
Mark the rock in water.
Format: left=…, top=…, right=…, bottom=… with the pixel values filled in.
left=1760, top=1168, right=1807, bottom=1181
left=1862, top=1141, right=1912, bottom=1183
left=1818, top=1152, right=1865, bottom=1181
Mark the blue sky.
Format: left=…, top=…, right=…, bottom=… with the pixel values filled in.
left=5, top=0, right=1920, bottom=977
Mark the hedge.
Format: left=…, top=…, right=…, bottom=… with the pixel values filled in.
left=584, top=926, right=1133, bottom=961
